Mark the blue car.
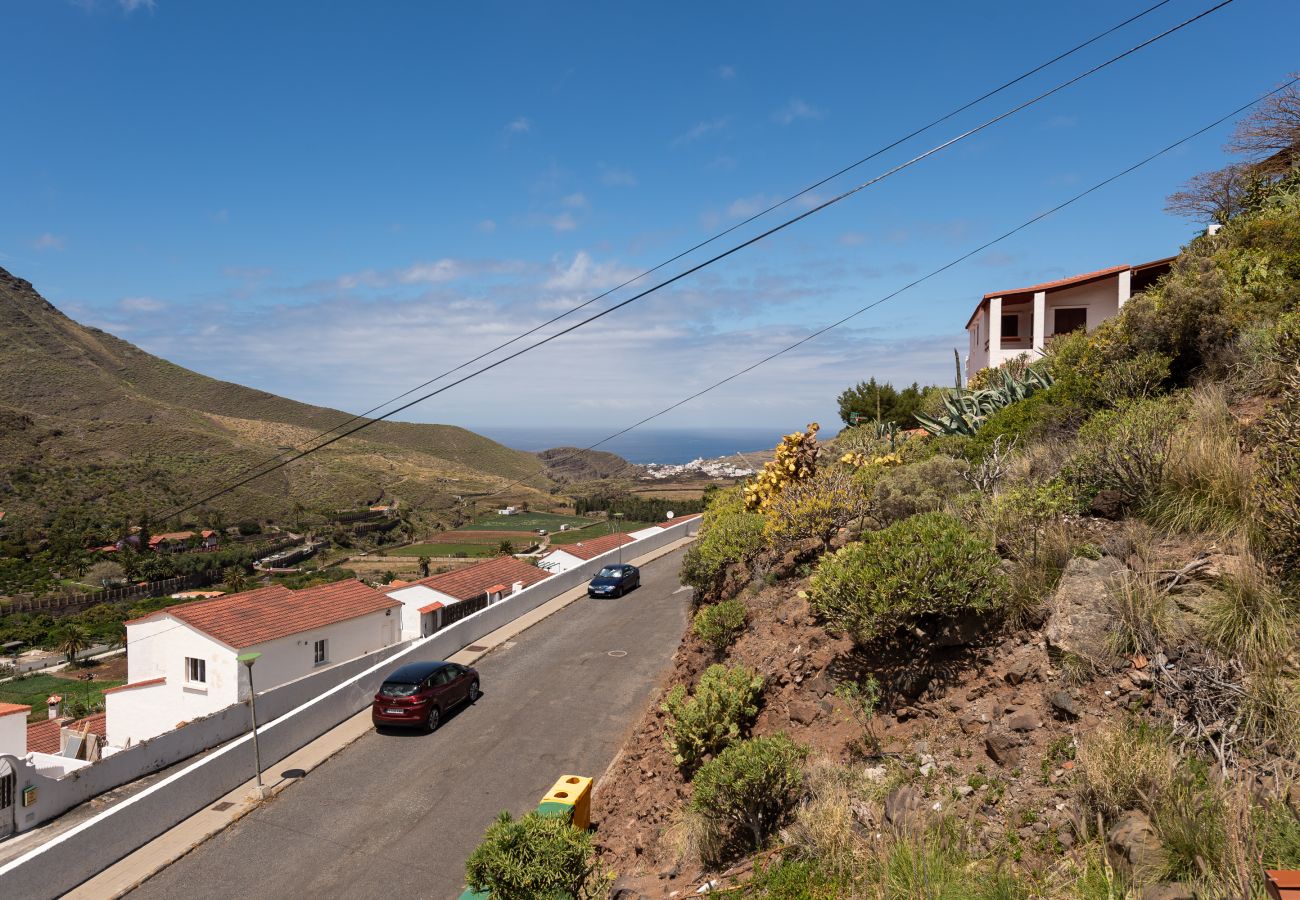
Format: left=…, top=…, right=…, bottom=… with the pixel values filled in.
left=588, top=564, right=640, bottom=598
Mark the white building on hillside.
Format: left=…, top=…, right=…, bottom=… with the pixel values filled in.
left=385, top=555, right=551, bottom=639
left=106, top=580, right=400, bottom=747
left=965, top=257, right=1173, bottom=377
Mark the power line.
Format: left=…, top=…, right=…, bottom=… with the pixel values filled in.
left=156, top=0, right=1236, bottom=521
left=475, top=78, right=1300, bottom=505
left=116, top=75, right=1297, bottom=656
left=167, top=0, right=1178, bottom=506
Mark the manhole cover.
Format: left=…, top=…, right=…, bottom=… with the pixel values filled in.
left=607, top=650, right=628, bottom=658
left=211, top=801, right=235, bottom=812
left=466, top=644, right=488, bottom=652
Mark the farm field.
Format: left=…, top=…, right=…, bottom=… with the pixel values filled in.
left=458, top=512, right=594, bottom=532
left=0, top=672, right=126, bottom=723
left=544, top=521, right=653, bottom=545
left=387, top=543, right=501, bottom=558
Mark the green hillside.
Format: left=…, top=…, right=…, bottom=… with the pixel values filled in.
left=0, top=267, right=557, bottom=531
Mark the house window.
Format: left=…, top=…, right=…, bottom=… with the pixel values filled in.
left=185, top=656, right=206, bottom=684
left=1054, top=307, right=1088, bottom=334
left=1001, top=314, right=1020, bottom=339
left=313, top=639, right=328, bottom=666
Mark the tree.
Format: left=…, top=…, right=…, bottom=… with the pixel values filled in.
left=497, top=540, right=516, bottom=556
left=1164, top=164, right=1254, bottom=225
left=55, top=624, right=91, bottom=665
left=836, top=378, right=925, bottom=427
left=417, top=556, right=431, bottom=578
left=225, top=566, right=248, bottom=593
left=1227, top=75, right=1300, bottom=173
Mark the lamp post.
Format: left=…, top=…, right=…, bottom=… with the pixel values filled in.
left=237, top=651, right=268, bottom=799
left=611, top=513, right=625, bottom=564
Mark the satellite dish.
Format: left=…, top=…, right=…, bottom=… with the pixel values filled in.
left=666, top=511, right=675, bottom=519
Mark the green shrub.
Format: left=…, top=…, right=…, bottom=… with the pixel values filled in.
left=1199, top=559, right=1293, bottom=668
left=764, top=464, right=870, bottom=549
left=662, top=664, right=765, bottom=771
left=691, top=733, right=808, bottom=853
left=1236, top=310, right=1300, bottom=395
left=680, top=488, right=766, bottom=595
left=1067, top=396, right=1185, bottom=508
left=805, top=512, right=1005, bottom=645
left=692, top=598, right=748, bottom=652
left=464, top=810, right=602, bottom=899
left=1253, top=800, right=1300, bottom=870
left=868, top=456, right=970, bottom=526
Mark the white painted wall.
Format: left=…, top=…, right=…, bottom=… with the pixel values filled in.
left=110, top=609, right=398, bottom=746
left=629, top=526, right=664, bottom=540
left=387, top=584, right=459, bottom=639
left=0, top=708, right=26, bottom=757
left=1046, top=277, right=1119, bottom=335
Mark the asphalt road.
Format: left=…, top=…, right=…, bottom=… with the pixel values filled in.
left=130, top=546, right=692, bottom=900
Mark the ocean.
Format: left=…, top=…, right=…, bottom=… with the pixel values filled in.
left=478, top=427, right=815, bottom=465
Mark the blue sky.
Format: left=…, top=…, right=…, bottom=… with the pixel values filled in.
left=3, top=0, right=1297, bottom=436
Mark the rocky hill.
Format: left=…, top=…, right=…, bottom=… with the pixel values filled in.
left=535, top=446, right=638, bottom=484
left=0, top=267, right=555, bottom=530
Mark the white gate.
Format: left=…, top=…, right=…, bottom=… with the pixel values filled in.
left=0, top=756, right=16, bottom=839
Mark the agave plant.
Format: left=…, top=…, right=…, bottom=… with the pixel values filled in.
left=915, top=367, right=1054, bottom=436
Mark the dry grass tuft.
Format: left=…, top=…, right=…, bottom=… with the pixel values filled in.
left=1198, top=552, right=1295, bottom=669
left=782, top=759, right=867, bottom=881
left=1108, top=571, right=1179, bottom=660
left=1075, top=721, right=1177, bottom=820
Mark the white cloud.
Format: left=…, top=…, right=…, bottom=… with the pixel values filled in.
left=120, top=0, right=155, bottom=11
left=223, top=265, right=272, bottom=279
left=211, top=209, right=229, bottom=224
left=551, top=212, right=577, bottom=232
left=718, top=65, right=736, bottom=80
left=506, top=117, right=532, bottom=134
left=838, top=232, right=869, bottom=247
left=726, top=194, right=771, bottom=219
left=672, top=117, right=728, bottom=147
left=119, top=296, right=166, bottom=312
left=31, top=233, right=66, bottom=251
left=399, top=259, right=464, bottom=284
left=476, top=219, right=497, bottom=233
left=772, top=99, right=823, bottom=125
left=599, top=165, right=637, bottom=187
left=560, top=192, right=588, bottom=209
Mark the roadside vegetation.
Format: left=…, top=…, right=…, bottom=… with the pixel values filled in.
left=539, top=88, right=1300, bottom=898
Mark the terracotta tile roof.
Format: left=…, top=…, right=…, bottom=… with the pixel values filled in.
left=149, top=531, right=197, bottom=547
left=657, top=514, right=701, bottom=529
left=547, top=531, right=635, bottom=561
left=0, top=702, right=32, bottom=717
left=418, top=600, right=445, bottom=614
left=103, top=677, right=166, bottom=694
left=405, top=556, right=551, bottom=602
left=131, top=580, right=399, bottom=650
left=982, top=264, right=1130, bottom=301
left=27, top=712, right=107, bottom=755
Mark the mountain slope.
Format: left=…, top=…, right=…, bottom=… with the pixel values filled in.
left=0, top=267, right=556, bottom=528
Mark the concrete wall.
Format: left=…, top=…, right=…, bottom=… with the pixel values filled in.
left=0, top=519, right=698, bottom=900
left=1045, top=277, right=1118, bottom=335
left=0, top=710, right=26, bottom=758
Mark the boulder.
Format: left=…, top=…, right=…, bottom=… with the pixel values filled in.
left=1089, top=489, right=1128, bottom=520
left=1045, top=556, right=1124, bottom=664
left=1139, top=884, right=1195, bottom=900
left=1107, top=810, right=1164, bottom=873
left=1005, top=658, right=1035, bottom=685
left=883, top=786, right=928, bottom=832
left=787, top=699, right=820, bottom=726
left=1048, top=690, right=1080, bottom=719
left=985, top=732, right=1022, bottom=767
left=1007, top=711, right=1038, bottom=733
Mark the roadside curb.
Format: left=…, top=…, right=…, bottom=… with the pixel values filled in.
left=65, top=537, right=694, bottom=898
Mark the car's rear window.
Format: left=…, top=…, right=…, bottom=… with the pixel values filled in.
left=379, top=682, right=420, bottom=697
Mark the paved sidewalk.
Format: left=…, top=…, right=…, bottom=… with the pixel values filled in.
left=65, top=536, right=693, bottom=899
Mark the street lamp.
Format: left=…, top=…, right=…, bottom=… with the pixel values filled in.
left=237, top=651, right=269, bottom=799
left=610, top=512, right=625, bottom=564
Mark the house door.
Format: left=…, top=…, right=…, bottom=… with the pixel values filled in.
left=0, top=756, right=16, bottom=839
left=1053, top=307, right=1088, bottom=335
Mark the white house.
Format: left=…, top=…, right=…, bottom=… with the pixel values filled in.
left=537, top=532, right=637, bottom=574
left=965, top=257, right=1173, bottom=377
left=385, top=555, right=552, bottom=639
left=106, top=579, right=400, bottom=747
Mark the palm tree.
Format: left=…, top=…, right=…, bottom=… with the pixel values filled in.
left=225, top=566, right=248, bottom=593
left=56, top=625, right=91, bottom=666
left=418, top=556, right=431, bottom=578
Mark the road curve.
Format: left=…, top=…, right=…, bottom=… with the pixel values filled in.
left=129, top=546, right=692, bottom=900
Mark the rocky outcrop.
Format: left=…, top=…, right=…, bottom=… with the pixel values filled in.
left=1107, top=809, right=1164, bottom=873
left=1045, top=556, right=1124, bottom=665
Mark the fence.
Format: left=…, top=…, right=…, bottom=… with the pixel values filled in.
left=1, top=572, right=215, bottom=616
left=0, top=517, right=699, bottom=899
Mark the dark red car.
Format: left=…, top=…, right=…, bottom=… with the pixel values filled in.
left=371, top=660, right=480, bottom=731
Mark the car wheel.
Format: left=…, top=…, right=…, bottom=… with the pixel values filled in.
left=467, top=681, right=480, bottom=704
left=425, top=706, right=440, bottom=732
